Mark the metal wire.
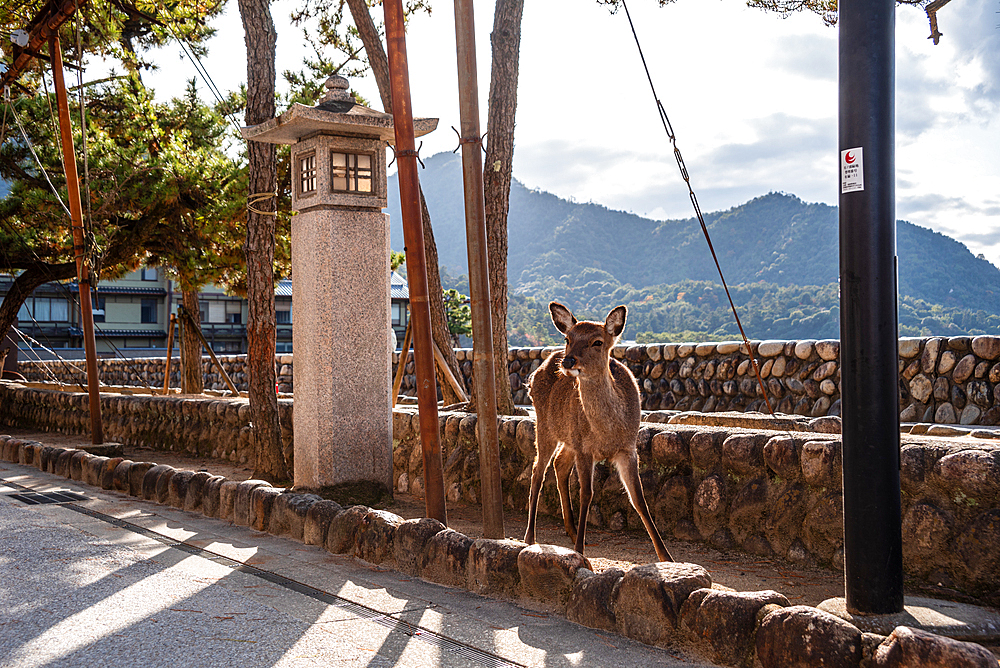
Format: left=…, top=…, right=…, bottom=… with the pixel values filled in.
left=10, top=325, right=89, bottom=392
left=621, top=0, right=774, bottom=415
left=4, top=90, right=72, bottom=217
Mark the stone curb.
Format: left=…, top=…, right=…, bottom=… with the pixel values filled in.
left=1, top=433, right=996, bottom=668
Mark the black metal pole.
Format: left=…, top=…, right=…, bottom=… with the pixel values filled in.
left=838, top=0, right=903, bottom=615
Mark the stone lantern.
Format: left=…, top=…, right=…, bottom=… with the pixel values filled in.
left=242, top=76, right=437, bottom=490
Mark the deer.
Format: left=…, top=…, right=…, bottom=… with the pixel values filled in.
left=524, top=302, right=674, bottom=563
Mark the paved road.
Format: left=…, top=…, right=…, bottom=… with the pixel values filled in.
left=0, top=460, right=719, bottom=668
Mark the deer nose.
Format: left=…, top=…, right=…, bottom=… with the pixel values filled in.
left=562, top=356, right=576, bottom=370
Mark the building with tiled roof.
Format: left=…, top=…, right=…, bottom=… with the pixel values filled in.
left=1, top=267, right=409, bottom=360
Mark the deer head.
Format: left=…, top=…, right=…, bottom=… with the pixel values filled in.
left=549, top=302, right=627, bottom=379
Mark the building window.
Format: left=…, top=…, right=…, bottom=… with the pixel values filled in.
left=199, top=300, right=209, bottom=323
left=276, top=308, right=291, bottom=325
left=275, top=342, right=293, bottom=353
left=34, top=298, right=51, bottom=321
left=391, top=302, right=403, bottom=325
left=300, top=153, right=316, bottom=194
left=16, top=297, right=69, bottom=322
left=93, top=296, right=106, bottom=323
left=52, top=298, right=68, bottom=322
left=141, top=267, right=158, bottom=281
left=141, top=299, right=157, bottom=324
left=330, top=152, right=373, bottom=193
left=225, top=301, right=242, bottom=325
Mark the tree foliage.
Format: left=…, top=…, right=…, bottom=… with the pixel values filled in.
left=500, top=278, right=1000, bottom=345
left=0, top=0, right=234, bottom=341
left=0, top=74, right=245, bottom=337
left=595, top=0, right=950, bottom=42
left=442, top=288, right=472, bottom=346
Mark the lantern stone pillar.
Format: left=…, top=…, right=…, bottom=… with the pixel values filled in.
left=243, top=76, right=437, bottom=489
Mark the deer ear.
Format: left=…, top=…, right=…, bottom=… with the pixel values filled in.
left=549, top=302, right=577, bottom=334
left=605, top=305, right=627, bottom=337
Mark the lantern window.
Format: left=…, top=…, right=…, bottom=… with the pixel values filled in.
left=300, top=153, right=317, bottom=194
left=331, top=152, right=373, bottom=193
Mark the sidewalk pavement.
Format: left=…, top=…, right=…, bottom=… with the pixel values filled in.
left=0, top=460, right=719, bottom=668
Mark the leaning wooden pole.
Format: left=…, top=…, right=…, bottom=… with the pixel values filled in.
left=384, top=0, right=447, bottom=525
left=391, top=319, right=412, bottom=408
left=180, top=308, right=241, bottom=397
left=51, top=33, right=103, bottom=445
left=163, top=314, right=176, bottom=395
left=453, top=0, right=504, bottom=539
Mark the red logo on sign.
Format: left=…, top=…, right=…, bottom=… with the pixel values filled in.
left=845, top=151, right=857, bottom=164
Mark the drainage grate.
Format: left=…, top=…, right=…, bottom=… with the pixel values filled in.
left=7, top=490, right=89, bottom=505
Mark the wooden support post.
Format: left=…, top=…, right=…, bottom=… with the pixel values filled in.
left=180, top=308, right=241, bottom=397
left=453, top=0, right=504, bottom=537
left=50, top=34, right=103, bottom=445
left=432, top=339, right=469, bottom=404
left=392, top=320, right=413, bottom=408
left=385, top=0, right=448, bottom=525
left=163, top=314, right=176, bottom=395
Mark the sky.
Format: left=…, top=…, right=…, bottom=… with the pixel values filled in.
left=139, top=0, right=1000, bottom=265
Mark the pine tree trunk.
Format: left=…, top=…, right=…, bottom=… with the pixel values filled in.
left=181, top=289, right=203, bottom=394
left=238, top=0, right=287, bottom=483
left=483, top=0, right=524, bottom=415
left=345, top=0, right=466, bottom=406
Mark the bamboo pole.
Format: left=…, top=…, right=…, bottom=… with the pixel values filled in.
left=452, top=0, right=504, bottom=537
left=51, top=34, right=103, bottom=445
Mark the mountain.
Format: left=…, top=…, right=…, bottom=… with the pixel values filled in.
left=387, top=152, right=1000, bottom=316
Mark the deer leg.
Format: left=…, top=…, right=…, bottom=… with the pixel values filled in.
left=614, top=451, right=674, bottom=563
left=524, top=430, right=559, bottom=546
left=573, top=452, right=595, bottom=557
left=553, top=444, right=577, bottom=542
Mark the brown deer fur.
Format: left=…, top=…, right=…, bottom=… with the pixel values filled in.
left=524, top=302, right=673, bottom=563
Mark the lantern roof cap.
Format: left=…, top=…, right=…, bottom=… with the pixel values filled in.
left=241, top=75, right=438, bottom=144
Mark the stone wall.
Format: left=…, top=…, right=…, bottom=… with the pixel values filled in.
left=391, top=407, right=1000, bottom=606
left=18, top=335, right=1000, bottom=425
left=3, top=382, right=998, bottom=605
left=2, top=430, right=996, bottom=668
left=16, top=354, right=296, bottom=394
left=0, top=384, right=294, bottom=468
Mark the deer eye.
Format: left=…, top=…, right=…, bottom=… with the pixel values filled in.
left=592, top=340, right=603, bottom=347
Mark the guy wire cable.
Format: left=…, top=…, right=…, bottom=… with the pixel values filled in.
left=621, top=0, right=774, bottom=415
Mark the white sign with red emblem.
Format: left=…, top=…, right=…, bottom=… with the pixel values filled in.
left=841, top=147, right=864, bottom=194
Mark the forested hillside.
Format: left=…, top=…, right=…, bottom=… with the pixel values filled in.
left=388, top=152, right=1000, bottom=341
